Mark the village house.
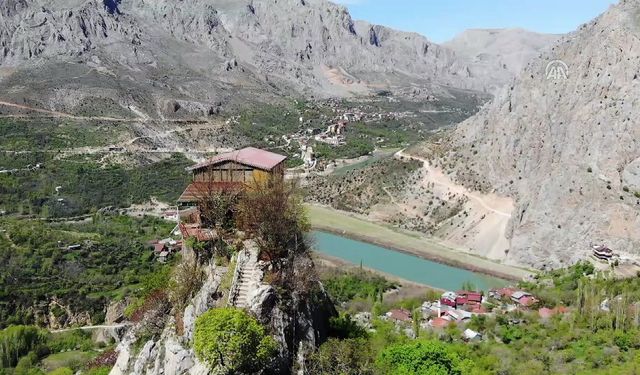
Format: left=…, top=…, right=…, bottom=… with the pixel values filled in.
left=178, top=147, right=287, bottom=207
left=385, top=309, right=413, bottom=324
left=511, top=291, right=538, bottom=307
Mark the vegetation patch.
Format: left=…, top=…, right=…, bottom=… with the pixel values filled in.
left=0, top=215, right=175, bottom=328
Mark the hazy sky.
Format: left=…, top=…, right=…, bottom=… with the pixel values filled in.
left=334, top=0, right=618, bottom=43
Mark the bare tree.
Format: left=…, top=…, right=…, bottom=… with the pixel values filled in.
left=236, top=177, right=310, bottom=262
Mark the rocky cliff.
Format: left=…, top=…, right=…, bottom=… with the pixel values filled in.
left=109, top=247, right=335, bottom=375
left=0, top=0, right=530, bottom=119
left=444, top=28, right=559, bottom=93
left=442, top=0, right=640, bottom=269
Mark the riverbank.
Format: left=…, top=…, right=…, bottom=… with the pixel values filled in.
left=313, top=252, right=439, bottom=306
left=306, top=204, right=533, bottom=281
left=313, top=251, right=443, bottom=292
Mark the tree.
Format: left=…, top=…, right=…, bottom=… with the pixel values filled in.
left=376, top=340, right=472, bottom=375
left=194, top=180, right=240, bottom=232
left=236, top=178, right=310, bottom=262
left=307, top=338, right=375, bottom=375
left=194, top=308, right=277, bottom=374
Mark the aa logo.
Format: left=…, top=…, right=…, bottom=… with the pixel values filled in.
left=545, top=60, right=569, bottom=80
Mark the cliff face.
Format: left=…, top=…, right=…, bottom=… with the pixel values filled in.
left=0, top=0, right=533, bottom=119
left=445, top=0, right=640, bottom=269
left=109, top=248, right=335, bottom=375
left=444, top=28, right=559, bottom=93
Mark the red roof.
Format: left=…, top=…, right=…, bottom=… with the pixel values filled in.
left=154, top=243, right=165, bottom=253
left=430, top=317, right=452, bottom=328
left=178, top=182, right=245, bottom=202
left=178, top=223, right=218, bottom=242
left=456, top=291, right=483, bottom=303
left=387, top=309, right=412, bottom=323
left=518, top=296, right=538, bottom=307
left=496, top=287, right=516, bottom=298
left=189, top=147, right=287, bottom=172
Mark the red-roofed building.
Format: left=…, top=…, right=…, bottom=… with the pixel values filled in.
left=493, top=287, right=517, bottom=299
left=429, top=317, right=452, bottom=329
left=179, top=147, right=287, bottom=206
left=179, top=223, right=218, bottom=242
left=456, top=291, right=483, bottom=307
left=386, top=309, right=413, bottom=323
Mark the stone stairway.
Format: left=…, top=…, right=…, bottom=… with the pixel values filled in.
left=229, top=243, right=260, bottom=308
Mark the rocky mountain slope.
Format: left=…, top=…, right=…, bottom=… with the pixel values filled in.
left=439, top=0, right=640, bottom=269
left=0, top=0, right=527, bottom=120
left=444, top=28, right=559, bottom=93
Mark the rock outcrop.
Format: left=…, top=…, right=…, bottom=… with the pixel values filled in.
left=109, top=246, right=335, bottom=375
left=0, top=0, right=538, bottom=119
left=444, top=28, right=559, bottom=93
left=442, top=0, right=640, bottom=269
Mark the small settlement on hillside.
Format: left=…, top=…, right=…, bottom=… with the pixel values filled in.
left=358, top=286, right=570, bottom=341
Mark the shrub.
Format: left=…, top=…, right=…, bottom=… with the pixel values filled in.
left=194, top=308, right=277, bottom=374
left=48, top=368, right=73, bottom=375
left=307, top=338, right=375, bottom=375
left=376, top=340, right=472, bottom=375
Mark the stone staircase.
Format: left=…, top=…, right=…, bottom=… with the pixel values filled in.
left=228, top=243, right=260, bottom=308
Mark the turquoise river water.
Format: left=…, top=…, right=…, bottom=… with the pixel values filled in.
left=312, top=230, right=509, bottom=291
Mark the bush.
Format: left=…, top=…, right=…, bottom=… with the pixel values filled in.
left=194, top=308, right=277, bottom=374
left=376, top=340, right=472, bottom=375
left=307, top=338, right=375, bottom=375
left=48, top=368, right=73, bottom=375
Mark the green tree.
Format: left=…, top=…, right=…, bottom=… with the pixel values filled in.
left=194, top=308, right=277, bottom=374
left=48, top=368, right=73, bottom=375
left=376, top=340, right=472, bottom=375
left=307, top=338, right=375, bottom=375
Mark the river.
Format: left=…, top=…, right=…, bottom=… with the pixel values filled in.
left=312, top=230, right=509, bottom=291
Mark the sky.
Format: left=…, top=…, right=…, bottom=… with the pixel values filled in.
left=334, top=0, right=618, bottom=43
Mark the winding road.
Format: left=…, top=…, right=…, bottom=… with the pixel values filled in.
left=396, top=149, right=512, bottom=218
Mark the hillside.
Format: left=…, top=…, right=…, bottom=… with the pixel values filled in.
left=0, top=0, right=501, bottom=121
left=436, top=0, right=640, bottom=269
left=444, top=28, right=559, bottom=93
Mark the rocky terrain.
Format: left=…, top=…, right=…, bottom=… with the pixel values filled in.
left=444, top=28, right=559, bottom=93
left=108, top=244, right=335, bottom=375
left=434, top=0, right=640, bottom=269
left=0, top=0, right=539, bottom=122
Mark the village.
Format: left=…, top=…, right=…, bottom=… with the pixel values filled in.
left=225, top=97, right=429, bottom=170
left=129, top=144, right=640, bottom=353
left=357, top=286, right=563, bottom=343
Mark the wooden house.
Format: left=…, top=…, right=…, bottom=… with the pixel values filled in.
left=178, top=147, right=287, bottom=206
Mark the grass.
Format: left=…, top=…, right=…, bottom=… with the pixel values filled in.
left=42, top=351, right=96, bottom=372
left=330, top=148, right=400, bottom=177
left=306, top=204, right=533, bottom=281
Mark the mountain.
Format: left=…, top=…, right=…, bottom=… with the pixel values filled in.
left=0, top=0, right=499, bottom=120
left=440, top=0, right=640, bottom=269
left=444, top=28, right=559, bottom=93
